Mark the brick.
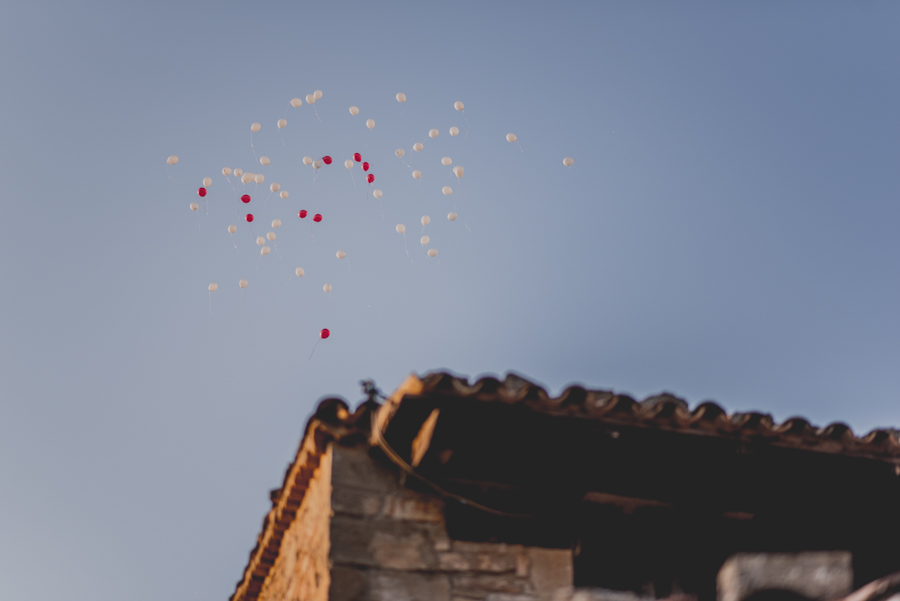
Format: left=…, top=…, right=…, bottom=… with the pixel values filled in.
left=368, top=570, right=452, bottom=601
left=382, top=493, right=445, bottom=522
left=717, top=551, right=852, bottom=601
left=438, top=549, right=519, bottom=573
left=331, top=485, right=383, bottom=518
left=330, top=514, right=439, bottom=571
left=527, top=548, right=573, bottom=601
left=452, top=573, right=532, bottom=597
left=331, top=444, right=400, bottom=493
left=329, top=566, right=366, bottom=601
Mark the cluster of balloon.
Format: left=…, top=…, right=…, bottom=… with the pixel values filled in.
left=169, top=89, right=577, bottom=358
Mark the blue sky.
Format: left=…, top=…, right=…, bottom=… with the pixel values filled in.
left=1, top=1, right=899, bottom=599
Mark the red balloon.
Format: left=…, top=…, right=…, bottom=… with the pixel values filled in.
left=322, top=156, right=333, bottom=165
left=198, top=187, right=207, bottom=197
left=313, top=213, right=322, bottom=222
left=320, top=328, right=330, bottom=339
left=298, top=210, right=308, bottom=219
left=362, top=162, right=370, bottom=171
left=245, top=213, right=254, bottom=222
left=353, top=153, right=362, bottom=162
left=366, top=173, right=374, bottom=184
left=241, top=194, right=251, bottom=204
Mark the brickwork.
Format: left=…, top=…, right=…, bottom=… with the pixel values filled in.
left=257, top=443, right=333, bottom=601
left=328, top=443, right=574, bottom=601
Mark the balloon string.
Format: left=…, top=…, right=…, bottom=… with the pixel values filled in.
left=273, top=242, right=283, bottom=259
left=463, top=111, right=470, bottom=141
left=403, top=233, right=413, bottom=263
left=350, top=170, right=356, bottom=189
left=517, top=141, right=525, bottom=155
left=279, top=130, right=285, bottom=147
left=313, top=105, right=321, bottom=122
left=230, top=233, right=240, bottom=253
left=308, top=339, right=320, bottom=361
left=209, top=291, right=212, bottom=317
left=364, top=129, right=372, bottom=151
left=250, top=132, right=257, bottom=162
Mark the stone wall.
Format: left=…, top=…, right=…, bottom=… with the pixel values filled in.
left=257, top=441, right=333, bottom=601
left=328, top=442, right=574, bottom=601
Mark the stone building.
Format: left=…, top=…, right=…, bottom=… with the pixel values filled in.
left=229, top=372, right=900, bottom=601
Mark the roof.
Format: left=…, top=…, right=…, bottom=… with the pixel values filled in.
left=230, top=371, right=900, bottom=601
left=378, top=371, right=900, bottom=462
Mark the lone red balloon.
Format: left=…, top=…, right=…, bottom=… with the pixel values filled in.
left=320, top=328, right=330, bottom=339
left=366, top=173, right=374, bottom=184
left=245, top=213, right=254, bottom=223
left=353, top=153, right=362, bottom=162
left=322, top=156, right=333, bottom=165
left=198, top=187, right=207, bottom=197
left=241, top=194, right=251, bottom=204
left=298, top=209, right=308, bottom=219
left=313, top=213, right=322, bottom=222
left=362, top=162, right=370, bottom=171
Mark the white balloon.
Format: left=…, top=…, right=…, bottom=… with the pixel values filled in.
left=261, top=246, right=271, bottom=256
left=202, top=177, right=212, bottom=187
left=323, top=283, right=332, bottom=292
left=270, top=183, right=280, bottom=192
left=395, top=148, right=405, bottom=158
left=260, top=156, right=270, bottom=166
left=412, top=170, right=422, bottom=179
left=366, top=118, right=375, bottom=130
left=396, top=224, right=406, bottom=234
left=234, top=168, right=243, bottom=177
left=421, top=235, right=430, bottom=245
left=295, top=267, right=305, bottom=277
left=190, top=202, right=199, bottom=211
left=228, top=224, right=237, bottom=234
left=241, top=173, right=252, bottom=184
left=256, top=236, right=265, bottom=246
left=267, top=232, right=276, bottom=241
left=373, top=189, right=383, bottom=198
left=255, top=174, right=264, bottom=184
left=167, top=155, right=179, bottom=165
left=453, top=165, right=464, bottom=178
left=421, top=215, right=430, bottom=226
left=277, top=118, right=287, bottom=128
left=290, top=98, right=303, bottom=108
left=251, top=123, right=261, bottom=132
left=506, top=133, right=517, bottom=142
left=447, top=212, right=458, bottom=221
left=396, top=92, right=407, bottom=103
left=454, top=101, right=464, bottom=111
left=239, top=279, right=248, bottom=288
left=563, top=157, right=575, bottom=167
left=271, top=219, right=282, bottom=228
left=413, top=142, right=423, bottom=152
left=428, top=128, right=439, bottom=138
left=449, top=126, right=459, bottom=136
left=314, top=89, right=323, bottom=100
left=336, top=250, right=346, bottom=259
left=222, top=167, right=232, bottom=176
left=306, top=94, right=315, bottom=104
left=427, top=249, right=439, bottom=257
left=303, top=156, right=313, bottom=166
left=280, top=191, right=289, bottom=199
left=209, top=283, right=218, bottom=292
left=442, top=186, right=453, bottom=195
left=312, top=159, right=322, bottom=169
left=344, top=159, right=353, bottom=169
left=442, top=157, right=452, bottom=166
left=349, top=106, right=359, bottom=115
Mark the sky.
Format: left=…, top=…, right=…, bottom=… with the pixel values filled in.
left=1, top=1, right=899, bottom=600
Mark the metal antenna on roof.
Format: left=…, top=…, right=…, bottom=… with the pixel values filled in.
left=360, top=379, right=385, bottom=402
